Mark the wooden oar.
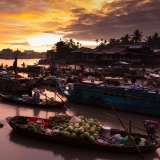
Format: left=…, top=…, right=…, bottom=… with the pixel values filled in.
left=33, top=88, right=56, bottom=102
left=104, top=112, right=160, bottom=138
left=47, top=85, right=73, bottom=110
left=107, top=102, right=144, bottom=159
left=32, top=81, right=72, bottom=110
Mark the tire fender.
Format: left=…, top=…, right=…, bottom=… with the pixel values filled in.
left=89, top=95, right=96, bottom=103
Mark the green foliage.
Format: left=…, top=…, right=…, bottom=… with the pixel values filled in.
left=52, top=39, right=79, bottom=59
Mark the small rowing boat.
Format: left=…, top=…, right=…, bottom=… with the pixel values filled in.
left=0, top=93, right=65, bottom=109
left=6, top=115, right=160, bottom=154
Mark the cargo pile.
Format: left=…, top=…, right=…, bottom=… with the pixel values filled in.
left=49, top=115, right=102, bottom=143
left=24, top=114, right=103, bottom=143
left=24, top=123, right=43, bottom=132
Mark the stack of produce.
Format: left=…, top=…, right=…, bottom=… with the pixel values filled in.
left=24, top=114, right=103, bottom=144
left=50, top=115, right=102, bottom=143
left=48, top=114, right=72, bottom=128
left=24, top=123, right=43, bottom=132
left=41, top=97, right=55, bottom=104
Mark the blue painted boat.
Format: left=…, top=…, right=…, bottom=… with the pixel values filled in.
left=62, top=81, right=160, bottom=116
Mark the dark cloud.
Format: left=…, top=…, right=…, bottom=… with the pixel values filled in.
left=0, top=0, right=51, bottom=14
left=62, top=0, right=160, bottom=42
left=0, top=0, right=160, bottom=52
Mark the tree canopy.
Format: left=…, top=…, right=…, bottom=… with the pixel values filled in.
left=52, top=39, right=79, bottom=58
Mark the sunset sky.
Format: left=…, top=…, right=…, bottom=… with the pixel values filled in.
left=0, top=0, right=160, bottom=52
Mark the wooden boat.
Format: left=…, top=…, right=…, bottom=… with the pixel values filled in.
left=39, top=76, right=62, bottom=86
left=144, top=73, right=160, bottom=85
left=0, top=93, right=65, bottom=108
left=62, top=80, right=160, bottom=116
left=6, top=115, right=160, bottom=153
left=0, top=76, right=35, bottom=94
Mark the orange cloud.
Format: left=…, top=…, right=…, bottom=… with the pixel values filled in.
left=0, top=0, right=159, bottom=52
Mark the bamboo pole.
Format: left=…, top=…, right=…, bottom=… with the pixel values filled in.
left=128, top=120, right=131, bottom=146
left=33, top=82, right=72, bottom=110
left=33, top=88, right=55, bottom=101
left=104, top=112, right=160, bottom=138
left=47, top=85, right=72, bottom=110
left=108, top=102, right=144, bottom=159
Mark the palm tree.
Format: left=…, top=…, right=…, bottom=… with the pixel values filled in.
left=95, top=39, right=98, bottom=45
left=77, top=42, right=80, bottom=48
left=145, top=36, right=153, bottom=45
left=153, top=32, right=159, bottom=39
left=132, top=29, right=143, bottom=43
left=152, top=32, right=159, bottom=48
left=120, top=34, right=131, bottom=44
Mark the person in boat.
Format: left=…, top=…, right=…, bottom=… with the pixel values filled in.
left=57, top=67, right=62, bottom=77
left=80, top=64, right=84, bottom=73
left=144, top=120, right=158, bottom=143
left=131, top=74, right=137, bottom=84
left=134, top=136, right=148, bottom=146
left=78, top=73, right=83, bottom=83
left=13, top=57, right=18, bottom=78
left=40, top=66, right=46, bottom=76
left=32, top=91, right=40, bottom=103
left=69, top=67, right=74, bottom=74
left=108, top=134, right=147, bottom=146
left=93, top=65, right=98, bottom=74
left=108, top=134, right=123, bottom=144
left=66, top=75, right=74, bottom=83
left=123, top=70, right=130, bottom=83
left=73, top=75, right=78, bottom=83
left=99, top=74, right=105, bottom=81
left=0, top=63, right=3, bottom=71
left=22, top=62, right=25, bottom=68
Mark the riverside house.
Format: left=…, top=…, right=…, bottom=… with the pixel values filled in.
left=71, top=43, right=153, bottom=65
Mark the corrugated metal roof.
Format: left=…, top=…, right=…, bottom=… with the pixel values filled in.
left=129, top=44, right=143, bottom=49
left=83, top=51, right=96, bottom=53
left=105, top=46, right=127, bottom=54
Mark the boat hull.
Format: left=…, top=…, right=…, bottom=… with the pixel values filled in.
left=62, top=82, right=160, bottom=116
left=6, top=116, right=160, bottom=153
left=0, top=94, right=65, bottom=109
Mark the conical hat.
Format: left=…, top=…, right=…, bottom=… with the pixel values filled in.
left=69, top=116, right=81, bottom=123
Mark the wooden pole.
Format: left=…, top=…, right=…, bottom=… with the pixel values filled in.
left=33, top=88, right=54, bottom=101
left=104, top=112, right=160, bottom=138
left=108, top=102, right=144, bottom=159
left=128, top=120, right=131, bottom=146
left=47, top=85, right=72, bottom=110
left=33, top=82, right=72, bottom=110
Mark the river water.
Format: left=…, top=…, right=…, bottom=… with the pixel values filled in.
left=0, top=59, right=160, bottom=160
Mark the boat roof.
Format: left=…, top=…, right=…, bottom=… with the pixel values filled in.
left=74, top=82, right=160, bottom=95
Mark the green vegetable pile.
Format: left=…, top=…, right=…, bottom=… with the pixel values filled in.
left=24, top=123, right=43, bottom=132
left=55, top=115, right=102, bottom=143
left=48, top=114, right=72, bottom=128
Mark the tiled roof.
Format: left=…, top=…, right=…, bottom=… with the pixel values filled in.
left=105, top=46, right=128, bottom=54
left=128, top=44, right=143, bottom=49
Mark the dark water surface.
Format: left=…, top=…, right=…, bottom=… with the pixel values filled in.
left=0, top=86, right=160, bottom=160
left=0, top=59, right=160, bottom=159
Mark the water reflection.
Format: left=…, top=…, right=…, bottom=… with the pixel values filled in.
left=8, top=130, right=160, bottom=160
left=1, top=77, right=160, bottom=159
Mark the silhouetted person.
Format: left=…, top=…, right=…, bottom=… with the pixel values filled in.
left=131, top=75, right=136, bottom=84
left=13, top=57, right=17, bottom=80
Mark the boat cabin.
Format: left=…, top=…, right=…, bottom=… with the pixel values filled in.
left=0, top=76, right=34, bottom=94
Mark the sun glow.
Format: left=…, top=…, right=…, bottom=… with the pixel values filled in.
left=27, top=34, right=62, bottom=46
